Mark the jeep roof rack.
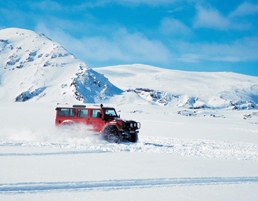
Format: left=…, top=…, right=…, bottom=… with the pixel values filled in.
left=72, top=104, right=86, bottom=108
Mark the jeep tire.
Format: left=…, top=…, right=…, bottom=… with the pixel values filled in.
left=129, top=133, right=138, bottom=143
left=103, top=125, right=121, bottom=143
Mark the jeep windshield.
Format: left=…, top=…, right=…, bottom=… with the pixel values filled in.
left=103, top=108, right=118, bottom=118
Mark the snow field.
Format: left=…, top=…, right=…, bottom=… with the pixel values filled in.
left=0, top=102, right=258, bottom=200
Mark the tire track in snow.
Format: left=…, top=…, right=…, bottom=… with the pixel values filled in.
left=0, top=150, right=108, bottom=157
left=140, top=137, right=258, bottom=161
left=1, top=177, right=258, bottom=194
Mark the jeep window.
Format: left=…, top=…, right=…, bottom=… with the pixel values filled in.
left=104, top=109, right=118, bottom=117
left=58, top=108, right=75, bottom=117
left=78, top=109, right=88, bottom=118
left=91, top=109, right=101, bottom=118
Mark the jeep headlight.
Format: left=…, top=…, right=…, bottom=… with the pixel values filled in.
left=137, top=122, right=141, bottom=129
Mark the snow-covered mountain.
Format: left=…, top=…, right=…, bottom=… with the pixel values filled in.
left=0, top=28, right=122, bottom=103
left=1, top=28, right=257, bottom=110
left=95, top=64, right=258, bottom=110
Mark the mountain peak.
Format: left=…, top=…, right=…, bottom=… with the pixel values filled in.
left=0, top=28, right=122, bottom=103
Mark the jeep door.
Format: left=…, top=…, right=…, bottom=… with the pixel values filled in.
left=76, top=109, right=89, bottom=124
left=88, top=109, right=105, bottom=132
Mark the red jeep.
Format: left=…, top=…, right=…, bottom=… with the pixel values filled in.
left=55, top=104, right=140, bottom=143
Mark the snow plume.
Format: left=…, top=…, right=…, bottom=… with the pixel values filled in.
left=0, top=28, right=122, bottom=103
left=0, top=102, right=101, bottom=146
left=0, top=123, right=101, bottom=146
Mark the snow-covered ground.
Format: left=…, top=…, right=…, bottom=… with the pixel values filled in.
left=0, top=101, right=258, bottom=201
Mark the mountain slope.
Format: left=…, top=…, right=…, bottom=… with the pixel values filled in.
left=0, top=28, right=122, bottom=103
left=95, top=64, right=258, bottom=109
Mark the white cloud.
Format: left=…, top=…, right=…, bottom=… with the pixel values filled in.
left=194, top=5, right=252, bottom=30
left=35, top=23, right=171, bottom=67
left=71, top=0, right=179, bottom=8
left=230, top=2, right=258, bottom=17
left=194, top=6, right=230, bottom=30
left=101, top=0, right=178, bottom=6
left=178, top=54, right=203, bottom=63
left=176, top=37, right=258, bottom=63
left=40, top=21, right=258, bottom=66
left=79, top=28, right=171, bottom=64
left=30, top=0, right=62, bottom=11
left=159, top=18, right=191, bottom=36
left=113, top=29, right=171, bottom=62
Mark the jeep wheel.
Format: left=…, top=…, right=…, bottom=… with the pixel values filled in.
left=129, top=133, right=138, bottom=143
left=103, top=126, right=120, bottom=143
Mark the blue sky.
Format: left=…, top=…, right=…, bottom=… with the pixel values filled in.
left=0, top=0, right=258, bottom=76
